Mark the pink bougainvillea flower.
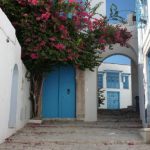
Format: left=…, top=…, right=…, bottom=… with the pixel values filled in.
left=30, top=53, right=39, bottom=59
left=23, top=13, right=28, bottom=17
left=41, top=12, right=51, bottom=21
left=28, top=0, right=38, bottom=5
left=59, top=15, right=67, bottom=21
left=59, top=25, right=65, bottom=31
left=54, top=43, right=65, bottom=50
left=36, top=17, right=41, bottom=21
left=40, top=40, right=46, bottom=46
left=49, top=37, right=56, bottom=42
left=99, top=38, right=106, bottom=44
left=67, top=49, right=72, bottom=53
left=68, top=0, right=77, bottom=3
left=25, top=38, right=31, bottom=43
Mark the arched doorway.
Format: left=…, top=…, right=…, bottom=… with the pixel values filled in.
left=100, top=46, right=139, bottom=110
left=98, top=55, right=133, bottom=109
left=97, top=54, right=141, bottom=127
left=8, top=64, right=19, bottom=128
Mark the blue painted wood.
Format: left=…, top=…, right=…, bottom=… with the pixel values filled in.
left=42, top=65, right=76, bottom=118
left=42, top=67, right=59, bottom=118
left=59, top=65, right=76, bottom=118
left=107, top=91, right=120, bottom=109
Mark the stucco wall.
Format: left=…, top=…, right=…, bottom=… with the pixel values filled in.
left=84, top=68, right=97, bottom=122
left=98, top=63, right=132, bottom=109
left=83, top=1, right=139, bottom=122
left=137, top=0, right=150, bottom=127
left=0, top=8, right=31, bottom=143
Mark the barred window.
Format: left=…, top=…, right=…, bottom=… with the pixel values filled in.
left=106, top=72, right=120, bottom=89
left=123, top=75, right=129, bottom=89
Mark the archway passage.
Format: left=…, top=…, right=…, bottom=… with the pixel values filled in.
left=97, top=54, right=141, bottom=127
left=8, top=65, right=19, bottom=128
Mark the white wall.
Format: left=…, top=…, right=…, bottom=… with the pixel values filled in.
left=0, top=8, right=31, bottom=143
left=90, top=0, right=106, bottom=17
left=137, top=0, right=150, bottom=127
left=98, top=63, right=132, bottom=109
left=84, top=1, right=139, bottom=122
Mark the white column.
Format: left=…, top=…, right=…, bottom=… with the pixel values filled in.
left=84, top=68, right=97, bottom=121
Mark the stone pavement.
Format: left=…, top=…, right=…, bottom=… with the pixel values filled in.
left=0, top=123, right=150, bottom=150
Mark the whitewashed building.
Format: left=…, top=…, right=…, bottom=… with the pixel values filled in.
left=0, top=1, right=150, bottom=145
left=98, top=63, right=132, bottom=109
left=0, top=9, right=31, bottom=143
left=136, top=0, right=150, bottom=127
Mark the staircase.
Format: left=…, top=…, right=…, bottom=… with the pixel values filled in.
left=97, top=109, right=142, bottom=128
left=32, top=109, right=143, bottom=129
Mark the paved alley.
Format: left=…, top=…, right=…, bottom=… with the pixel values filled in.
left=0, top=122, right=150, bottom=150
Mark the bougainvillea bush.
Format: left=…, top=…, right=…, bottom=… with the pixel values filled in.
left=0, top=0, right=132, bottom=117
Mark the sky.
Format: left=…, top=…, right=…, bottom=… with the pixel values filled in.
left=104, top=0, right=135, bottom=65
left=104, top=55, right=131, bottom=65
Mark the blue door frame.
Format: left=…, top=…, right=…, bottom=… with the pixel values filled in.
left=42, top=65, right=76, bottom=118
left=107, top=91, right=120, bottom=109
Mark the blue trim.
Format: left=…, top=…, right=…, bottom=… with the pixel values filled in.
left=98, top=73, right=103, bottom=89
left=104, top=70, right=122, bottom=73
left=122, top=72, right=131, bottom=75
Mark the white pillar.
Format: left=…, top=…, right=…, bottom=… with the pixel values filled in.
left=84, top=68, right=97, bottom=121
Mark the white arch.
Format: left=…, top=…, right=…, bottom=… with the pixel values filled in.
left=8, top=64, right=19, bottom=128
left=100, top=44, right=138, bottom=64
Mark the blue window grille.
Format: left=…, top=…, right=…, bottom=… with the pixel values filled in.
left=98, top=73, right=103, bottom=89
left=122, top=75, right=129, bottom=89
left=106, top=72, right=120, bottom=89
left=136, top=0, right=148, bottom=28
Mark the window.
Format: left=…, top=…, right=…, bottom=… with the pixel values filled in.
left=122, top=75, right=129, bottom=89
left=106, top=72, right=120, bottom=89
left=98, top=73, right=103, bottom=89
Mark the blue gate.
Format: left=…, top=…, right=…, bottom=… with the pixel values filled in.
left=42, top=65, right=76, bottom=118
left=107, top=91, right=120, bottom=109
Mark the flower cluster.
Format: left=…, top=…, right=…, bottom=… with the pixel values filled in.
left=0, top=0, right=132, bottom=117
left=0, top=0, right=132, bottom=73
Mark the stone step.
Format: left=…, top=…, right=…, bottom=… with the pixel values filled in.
left=98, top=112, right=139, bottom=116
left=98, top=118, right=141, bottom=122
left=33, top=121, right=142, bottom=129
left=98, top=109, right=139, bottom=114
left=98, top=115, right=140, bottom=118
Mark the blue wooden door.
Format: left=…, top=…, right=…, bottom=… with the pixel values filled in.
left=59, top=65, right=76, bottom=118
left=42, top=67, right=59, bottom=118
left=42, top=65, right=76, bottom=118
left=107, top=91, right=120, bottom=109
